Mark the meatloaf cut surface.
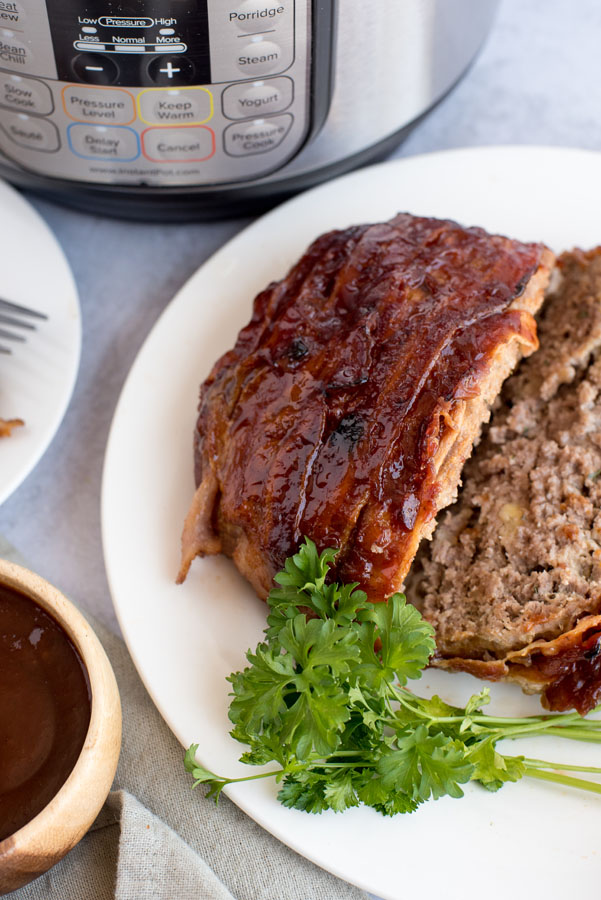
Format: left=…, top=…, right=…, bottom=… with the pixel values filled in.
left=178, top=214, right=553, bottom=601
left=407, top=248, right=601, bottom=713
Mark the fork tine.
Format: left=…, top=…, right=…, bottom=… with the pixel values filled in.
left=0, top=298, right=48, bottom=320
left=0, top=313, right=36, bottom=331
left=0, top=328, right=25, bottom=343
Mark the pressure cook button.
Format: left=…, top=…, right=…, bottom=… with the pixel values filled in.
left=138, top=87, right=212, bottom=125
left=222, top=77, right=292, bottom=119
left=72, top=53, right=119, bottom=86
left=0, top=112, right=59, bottom=152
left=62, top=85, right=135, bottom=125
left=229, top=2, right=288, bottom=34
left=0, top=73, right=53, bottom=116
left=0, top=31, right=29, bottom=68
left=237, top=40, right=282, bottom=77
left=141, top=125, right=215, bottom=162
left=68, top=123, right=140, bottom=161
left=224, top=113, right=292, bottom=156
left=147, top=56, right=195, bottom=86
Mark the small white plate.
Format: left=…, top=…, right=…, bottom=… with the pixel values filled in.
left=103, top=147, right=601, bottom=900
left=0, top=180, right=80, bottom=504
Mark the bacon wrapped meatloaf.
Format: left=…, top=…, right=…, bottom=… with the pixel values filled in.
left=178, top=213, right=553, bottom=606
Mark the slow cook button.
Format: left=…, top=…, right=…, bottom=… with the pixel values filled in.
left=0, top=111, right=59, bottom=151
left=62, top=85, right=136, bottom=125
left=224, top=113, right=292, bottom=156
left=142, top=125, right=215, bottom=162
left=0, top=31, right=29, bottom=68
left=222, top=76, right=292, bottom=120
left=0, top=72, right=53, bottom=115
left=68, top=123, right=140, bottom=160
left=237, top=40, right=282, bottom=77
left=138, top=87, right=212, bottom=125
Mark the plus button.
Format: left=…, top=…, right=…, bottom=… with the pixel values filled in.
left=159, top=61, right=180, bottom=79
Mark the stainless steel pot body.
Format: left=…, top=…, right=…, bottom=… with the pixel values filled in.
left=0, top=0, right=500, bottom=217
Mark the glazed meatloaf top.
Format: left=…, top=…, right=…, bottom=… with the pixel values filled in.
left=178, top=213, right=553, bottom=601
left=408, top=248, right=601, bottom=713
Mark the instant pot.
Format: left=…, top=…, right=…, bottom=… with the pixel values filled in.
left=0, top=1, right=499, bottom=220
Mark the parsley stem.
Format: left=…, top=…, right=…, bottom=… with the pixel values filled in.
left=523, top=767, right=601, bottom=795
left=519, top=757, right=601, bottom=775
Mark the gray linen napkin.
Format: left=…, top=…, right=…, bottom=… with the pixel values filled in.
left=5, top=540, right=370, bottom=900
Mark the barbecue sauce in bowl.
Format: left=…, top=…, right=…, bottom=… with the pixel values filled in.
left=0, top=584, right=91, bottom=842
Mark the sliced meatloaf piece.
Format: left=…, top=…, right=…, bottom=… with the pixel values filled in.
left=178, top=213, right=553, bottom=601
left=407, top=248, right=601, bottom=713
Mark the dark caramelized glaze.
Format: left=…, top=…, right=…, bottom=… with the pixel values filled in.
left=183, top=214, right=548, bottom=600
left=0, top=586, right=91, bottom=842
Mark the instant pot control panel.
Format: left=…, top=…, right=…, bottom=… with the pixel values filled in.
left=0, top=0, right=313, bottom=187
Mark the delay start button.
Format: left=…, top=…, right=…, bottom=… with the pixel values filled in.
left=224, top=113, right=292, bottom=156
left=68, top=123, right=140, bottom=160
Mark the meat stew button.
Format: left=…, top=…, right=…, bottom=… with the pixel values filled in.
left=224, top=113, right=292, bottom=156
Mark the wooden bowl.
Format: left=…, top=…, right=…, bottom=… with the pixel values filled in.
left=0, top=560, right=122, bottom=894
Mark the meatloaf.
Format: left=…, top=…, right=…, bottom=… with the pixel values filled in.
left=407, top=248, right=601, bottom=713
left=178, top=213, right=553, bottom=600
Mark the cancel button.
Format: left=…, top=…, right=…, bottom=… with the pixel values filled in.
left=142, top=125, right=215, bottom=162
left=224, top=113, right=292, bottom=156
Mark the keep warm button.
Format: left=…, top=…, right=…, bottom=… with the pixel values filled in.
left=224, top=113, right=292, bottom=156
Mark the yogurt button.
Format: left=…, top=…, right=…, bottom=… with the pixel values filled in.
left=0, top=74, right=53, bottom=115
left=222, top=77, right=292, bottom=119
left=237, top=40, right=282, bottom=77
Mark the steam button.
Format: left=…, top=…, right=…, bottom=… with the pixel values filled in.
left=72, top=53, right=119, bottom=86
left=237, top=40, right=282, bottom=77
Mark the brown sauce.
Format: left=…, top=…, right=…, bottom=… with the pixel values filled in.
left=0, top=585, right=91, bottom=842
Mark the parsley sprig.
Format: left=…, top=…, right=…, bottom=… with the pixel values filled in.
left=185, top=539, right=601, bottom=815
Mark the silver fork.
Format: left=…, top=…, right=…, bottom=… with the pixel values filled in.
left=0, top=298, right=48, bottom=354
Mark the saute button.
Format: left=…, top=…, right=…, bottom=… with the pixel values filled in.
left=224, top=112, right=292, bottom=155
left=72, top=53, right=120, bottom=86
left=0, top=31, right=29, bottom=68
left=0, top=112, right=59, bottom=151
left=237, top=40, right=282, bottom=77
left=138, top=87, right=212, bottom=125
left=62, top=85, right=135, bottom=124
left=142, top=125, right=215, bottom=162
left=68, top=123, right=140, bottom=160
left=0, top=73, right=53, bottom=115
left=222, top=76, right=292, bottom=119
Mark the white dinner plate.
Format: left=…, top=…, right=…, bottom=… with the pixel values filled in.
left=102, top=147, right=601, bottom=900
left=0, top=180, right=80, bottom=505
